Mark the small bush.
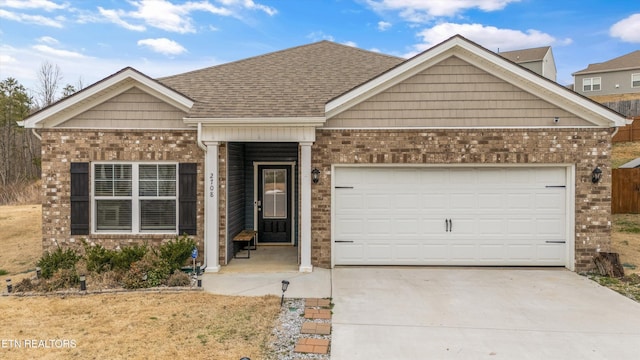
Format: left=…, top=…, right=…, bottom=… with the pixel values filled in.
left=84, top=244, right=115, bottom=273
left=42, top=268, right=79, bottom=291
left=37, top=248, right=81, bottom=279
left=13, top=278, right=37, bottom=292
left=122, top=251, right=171, bottom=289
left=112, top=244, right=148, bottom=271
left=158, top=234, right=197, bottom=272
left=0, top=269, right=8, bottom=276
left=167, top=270, right=191, bottom=287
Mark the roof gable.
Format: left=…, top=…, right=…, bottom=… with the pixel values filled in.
left=22, top=67, right=194, bottom=129
left=573, top=50, right=640, bottom=75
left=326, top=35, right=628, bottom=128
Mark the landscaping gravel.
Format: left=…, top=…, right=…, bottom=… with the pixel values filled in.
left=266, top=298, right=331, bottom=360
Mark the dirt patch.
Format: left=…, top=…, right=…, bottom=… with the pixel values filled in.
left=0, top=292, right=280, bottom=359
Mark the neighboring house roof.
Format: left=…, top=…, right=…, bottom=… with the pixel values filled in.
left=620, top=158, right=640, bottom=168
left=573, top=50, right=640, bottom=75
left=158, top=41, right=403, bottom=118
left=498, top=46, right=550, bottom=64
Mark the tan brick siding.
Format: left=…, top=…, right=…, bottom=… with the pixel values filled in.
left=39, top=129, right=218, bottom=264
left=311, top=128, right=614, bottom=272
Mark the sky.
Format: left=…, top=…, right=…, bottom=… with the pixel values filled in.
left=0, top=0, right=639, bottom=98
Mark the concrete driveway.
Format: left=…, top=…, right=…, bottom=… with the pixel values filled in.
left=331, top=268, right=640, bottom=360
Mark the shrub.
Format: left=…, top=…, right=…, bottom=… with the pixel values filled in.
left=167, top=270, right=191, bottom=287
left=13, top=278, right=37, bottom=292
left=0, top=269, right=8, bottom=276
left=37, top=247, right=81, bottom=279
left=122, top=251, right=171, bottom=289
left=112, top=244, right=148, bottom=271
left=84, top=244, right=115, bottom=273
left=158, top=234, right=197, bottom=272
left=43, top=268, right=79, bottom=291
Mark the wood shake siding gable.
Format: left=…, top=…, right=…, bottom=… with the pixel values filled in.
left=59, top=87, right=188, bottom=129
left=326, top=57, right=590, bottom=128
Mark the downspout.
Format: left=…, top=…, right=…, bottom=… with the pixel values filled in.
left=197, top=122, right=207, bottom=152
left=32, top=128, right=42, bottom=141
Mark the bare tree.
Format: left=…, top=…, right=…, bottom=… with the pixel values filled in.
left=35, top=61, right=63, bottom=108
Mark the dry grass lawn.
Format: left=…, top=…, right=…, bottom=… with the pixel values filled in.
left=0, top=205, right=281, bottom=359
left=612, top=141, right=640, bottom=169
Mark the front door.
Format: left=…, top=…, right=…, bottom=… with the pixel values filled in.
left=257, top=165, right=291, bottom=243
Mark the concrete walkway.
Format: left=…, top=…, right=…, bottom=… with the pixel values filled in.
left=201, top=268, right=331, bottom=298
left=330, top=267, right=640, bottom=360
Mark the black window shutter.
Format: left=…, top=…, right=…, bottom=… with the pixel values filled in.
left=179, top=163, right=198, bottom=235
left=70, top=162, right=90, bottom=235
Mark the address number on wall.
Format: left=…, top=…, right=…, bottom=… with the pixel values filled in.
left=209, top=172, right=215, bottom=198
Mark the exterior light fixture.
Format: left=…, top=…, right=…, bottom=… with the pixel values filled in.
left=197, top=271, right=203, bottom=288
left=281, top=280, right=290, bottom=306
left=79, top=274, right=86, bottom=291
left=592, top=166, right=602, bottom=184
left=35, top=267, right=41, bottom=279
left=311, top=168, right=320, bottom=184
left=6, top=279, right=12, bottom=293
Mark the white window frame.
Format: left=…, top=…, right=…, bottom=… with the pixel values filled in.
left=632, top=73, right=640, bottom=88
left=583, top=77, right=601, bottom=92
left=92, top=162, right=179, bottom=234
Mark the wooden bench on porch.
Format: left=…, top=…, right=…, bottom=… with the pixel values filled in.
left=233, top=230, right=257, bottom=259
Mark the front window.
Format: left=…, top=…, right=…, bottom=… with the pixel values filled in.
left=632, top=73, right=640, bottom=88
left=583, top=77, right=601, bottom=92
left=93, top=163, right=177, bottom=233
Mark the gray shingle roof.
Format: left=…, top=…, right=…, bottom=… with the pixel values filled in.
left=573, top=50, right=640, bottom=75
left=498, top=46, right=550, bottom=64
left=158, top=41, right=403, bottom=118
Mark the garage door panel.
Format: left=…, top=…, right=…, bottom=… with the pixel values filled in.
left=334, top=167, right=567, bottom=266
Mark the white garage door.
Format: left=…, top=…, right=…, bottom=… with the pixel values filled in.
left=333, top=167, right=567, bottom=266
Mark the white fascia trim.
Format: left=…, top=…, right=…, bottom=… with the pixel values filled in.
left=23, top=69, right=194, bottom=128
left=183, top=117, right=326, bottom=127
left=320, top=125, right=607, bottom=130
left=326, top=37, right=627, bottom=128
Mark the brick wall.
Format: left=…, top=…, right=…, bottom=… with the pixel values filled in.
left=311, top=128, right=614, bottom=272
left=40, top=129, right=209, bottom=261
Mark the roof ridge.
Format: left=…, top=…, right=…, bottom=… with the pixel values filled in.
left=158, top=41, right=402, bottom=82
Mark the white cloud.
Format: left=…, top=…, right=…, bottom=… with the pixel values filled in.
left=217, top=0, right=277, bottom=16
left=367, top=0, right=519, bottom=21
left=32, top=44, right=87, bottom=58
left=610, top=13, right=640, bottom=43
left=408, top=23, right=568, bottom=56
left=0, top=0, right=68, bottom=11
left=37, top=36, right=59, bottom=44
left=0, top=53, right=18, bottom=64
left=378, top=21, right=392, bottom=31
left=307, top=31, right=335, bottom=42
left=137, top=38, right=187, bottom=56
left=342, top=41, right=358, bottom=47
left=98, top=7, right=146, bottom=31
left=97, top=0, right=275, bottom=34
left=0, top=9, right=64, bottom=27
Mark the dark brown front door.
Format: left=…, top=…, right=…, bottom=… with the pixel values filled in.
left=257, top=165, right=291, bottom=243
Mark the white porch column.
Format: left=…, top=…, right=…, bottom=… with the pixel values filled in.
left=203, top=141, right=221, bottom=272
left=299, top=141, right=313, bottom=272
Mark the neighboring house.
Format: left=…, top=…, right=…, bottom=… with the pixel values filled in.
left=21, top=35, right=628, bottom=274
left=498, top=46, right=557, bottom=81
left=573, top=50, right=640, bottom=98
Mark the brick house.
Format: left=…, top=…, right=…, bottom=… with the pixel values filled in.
left=22, top=35, right=628, bottom=273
